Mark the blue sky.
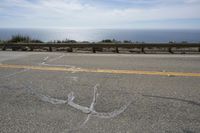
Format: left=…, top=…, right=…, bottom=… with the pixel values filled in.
left=0, top=0, right=200, bottom=29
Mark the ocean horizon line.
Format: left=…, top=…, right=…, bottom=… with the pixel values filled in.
left=0, top=29, right=200, bottom=43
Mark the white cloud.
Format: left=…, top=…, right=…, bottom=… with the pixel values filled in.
left=184, top=0, right=200, bottom=4
left=0, top=0, right=200, bottom=28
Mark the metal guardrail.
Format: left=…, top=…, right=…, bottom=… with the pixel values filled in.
left=1, top=43, right=200, bottom=53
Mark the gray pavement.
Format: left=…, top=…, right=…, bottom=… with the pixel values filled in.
left=0, top=51, right=200, bottom=133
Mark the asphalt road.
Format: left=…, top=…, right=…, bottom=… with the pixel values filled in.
left=0, top=51, right=200, bottom=133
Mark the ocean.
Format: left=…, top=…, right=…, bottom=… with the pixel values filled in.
left=0, top=28, right=200, bottom=43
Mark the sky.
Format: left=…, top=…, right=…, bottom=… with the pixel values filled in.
left=0, top=0, right=200, bottom=29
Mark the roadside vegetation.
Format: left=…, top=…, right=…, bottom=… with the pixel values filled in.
left=100, top=39, right=121, bottom=43
left=99, top=39, right=147, bottom=44
left=1, top=35, right=43, bottom=51
left=1, top=35, right=199, bottom=53
left=3, top=35, right=131, bottom=44
left=48, top=39, right=77, bottom=43
left=7, top=35, right=43, bottom=43
left=1, top=35, right=197, bottom=45
left=0, top=40, right=6, bottom=43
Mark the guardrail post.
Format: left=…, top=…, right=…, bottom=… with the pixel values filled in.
left=2, top=45, right=6, bottom=51
left=68, top=47, right=73, bottom=52
left=92, top=47, right=96, bottom=53
left=168, top=47, right=173, bottom=54
left=141, top=47, right=145, bottom=53
left=115, top=47, right=119, bottom=53
left=29, top=46, right=33, bottom=51
left=12, top=47, right=16, bottom=51
left=49, top=46, right=52, bottom=52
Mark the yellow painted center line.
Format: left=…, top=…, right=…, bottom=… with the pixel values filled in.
left=0, top=64, right=200, bottom=77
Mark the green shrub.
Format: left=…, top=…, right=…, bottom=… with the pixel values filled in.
left=101, top=39, right=120, bottom=43
left=31, top=39, right=43, bottom=43
left=8, top=35, right=43, bottom=43
left=123, top=40, right=132, bottom=43
left=57, top=40, right=62, bottom=43
left=9, top=35, right=30, bottom=43
left=101, top=39, right=113, bottom=43
left=62, top=39, right=77, bottom=43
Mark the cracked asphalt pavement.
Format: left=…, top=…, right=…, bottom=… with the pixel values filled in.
left=0, top=51, right=200, bottom=133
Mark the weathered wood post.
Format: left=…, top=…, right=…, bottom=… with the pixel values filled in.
left=2, top=44, right=6, bottom=51
left=67, top=47, right=73, bottom=52
left=141, top=47, right=145, bottom=53
left=92, top=47, right=96, bottom=53
left=168, top=47, right=173, bottom=54
left=12, top=47, right=16, bottom=51
left=115, top=47, right=119, bottom=53
left=49, top=46, right=52, bottom=52
left=29, top=46, right=33, bottom=51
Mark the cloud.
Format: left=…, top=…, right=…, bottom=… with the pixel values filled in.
left=184, top=0, right=200, bottom=4
left=0, top=0, right=200, bottom=28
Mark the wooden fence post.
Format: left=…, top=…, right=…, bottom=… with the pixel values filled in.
left=168, top=47, right=173, bottom=54
left=49, top=47, right=52, bottom=52
left=2, top=45, right=6, bottom=51
left=115, top=47, right=119, bottom=53
left=92, top=47, right=96, bottom=53
left=66, top=47, right=73, bottom=52
left=141, top=47, right=145, bottom=53
left=30, top=46, right=33, bottom=51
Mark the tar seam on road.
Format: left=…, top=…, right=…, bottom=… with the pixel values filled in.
left=1, top=64, right=200, bottom=77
